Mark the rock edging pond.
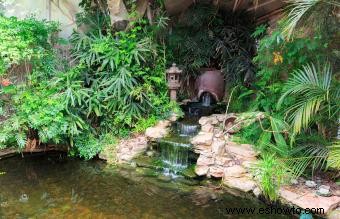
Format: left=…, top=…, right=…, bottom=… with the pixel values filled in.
left=191, top=113, right=340, bottom=217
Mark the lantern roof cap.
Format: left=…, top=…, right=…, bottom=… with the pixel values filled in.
left=166, top=63, right=182, bottom=74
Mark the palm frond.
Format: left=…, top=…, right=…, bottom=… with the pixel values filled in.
left=285, top=142, right=339, bottom=178
left=278, top=62, right=333, bottom=134
left=327, top=142, right=340, bottom=169
left=283, top=0, right=340, bottom=39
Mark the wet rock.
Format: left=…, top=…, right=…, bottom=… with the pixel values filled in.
left=191, top=132, right=214, bottom=145
left=19, top=194, right=29, bottom=203
left=241, top=160, right=257, bottom=169
left=305, top=180, right=317, bottom=188
left=290, top=179, right=299, bottom=185
left=195, top=165, right=209, bottom=176
left=317, top=185, right=332, bottom=197
left=253, top=187, right=261, bottom=197
left=223, top=177, right=257, bottom=193
left=214, top=156, right=232, bottom=166
left=130, top=161, right=137, bottom=168
left=279, top=186, right=340, bottom=214
left=198, top=117, right=209, bottom=125
left=224, top=165, right=247, bottom=178
left=146, top=150, right=155, bottom=157
left=197, top=154, right=214, bottom=166
left=209, top=166, right=224, bottom=178
left=211, top=139, right=225, bottom=155
left=181, top=167, right=197, bottom=179
left=0, top=201, right=9, bottom=208
left=201, top=124, right=214, bottom=132
left=145, top=127, right=168, bottom=139
left=225, top=143, right=258, bottom=158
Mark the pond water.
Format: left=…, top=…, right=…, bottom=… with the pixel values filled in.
left=0, top=153, right=291, bottom=218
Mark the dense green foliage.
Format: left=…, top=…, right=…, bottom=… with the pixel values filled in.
left=166, top=3, right=255, bottom=86
left=70, top=24, right=169, bottom=134
left=0, top=0, right=339, bottom=203
left=0, top=3, right=176, bottom=159
left=0, top=16, right=58, bottom=75
left=231, top=1, right=339, bottom=201
left=278, top=63, right=339, bottom=136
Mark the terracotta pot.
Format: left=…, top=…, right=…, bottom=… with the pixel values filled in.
left=195, top=69, right=225, bottom=102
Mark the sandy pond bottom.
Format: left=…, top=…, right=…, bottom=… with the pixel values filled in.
left=0, top=153, right=291, bottom=218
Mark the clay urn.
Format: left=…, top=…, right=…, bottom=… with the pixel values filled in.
left=195, top=68, right=225, bottom=102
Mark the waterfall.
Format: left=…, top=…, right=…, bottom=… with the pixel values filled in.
left=157, top=118, right=200, bottom=178
left=177, top=121, right=200, bottom=136
left=159, top=140, right=190, bottom=177
left=201, top=92, right=212, bottom=107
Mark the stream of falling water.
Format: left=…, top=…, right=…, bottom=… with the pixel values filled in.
left=158, top=95, right=218, bottom=178
left=159, top=118, right=200, bottom=178
left=201, top=92, right=213, bottom=107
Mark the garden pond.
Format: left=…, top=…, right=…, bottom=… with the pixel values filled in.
left=0, top=153, right=292, bottom=218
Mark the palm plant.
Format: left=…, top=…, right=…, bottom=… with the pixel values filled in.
left=283, top=0, right=340, bottom=39
left=286, top=142, right=340, bottom=178
left=278, top=62, right=339, bottom=137
left=277, top=62, right=339, bottom=178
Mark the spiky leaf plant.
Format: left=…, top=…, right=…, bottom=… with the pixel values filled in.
left=278, top=62, right=339, bottom=136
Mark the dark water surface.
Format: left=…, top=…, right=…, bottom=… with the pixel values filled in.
left=0, top=153, right=291, bottom=218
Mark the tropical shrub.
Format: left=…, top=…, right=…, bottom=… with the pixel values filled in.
left=278, top=62, right=339, bottom=136
left=277, top=63, right=339, bottom=177
left=70, top=20, right=170, bottom=134
left=0, top=15, right=58, bottom=76
left=0, top=12, right=174, bottom=159
left=232, top=1, right=339, bottom=200
left=283, top=0, right=340, bottom=39
left=239, top=25, right=330, bottom=113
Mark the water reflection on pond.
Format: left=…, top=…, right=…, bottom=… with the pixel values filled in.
left=0, top=153, right=291, bottom=218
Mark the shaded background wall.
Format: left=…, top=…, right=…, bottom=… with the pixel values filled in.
left=3, top=0, right=81, bottom=38
left=2, top=0, right=286, bottom=38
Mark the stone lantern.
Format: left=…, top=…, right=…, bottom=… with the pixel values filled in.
left=166, top=63, right=182, bottom=101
